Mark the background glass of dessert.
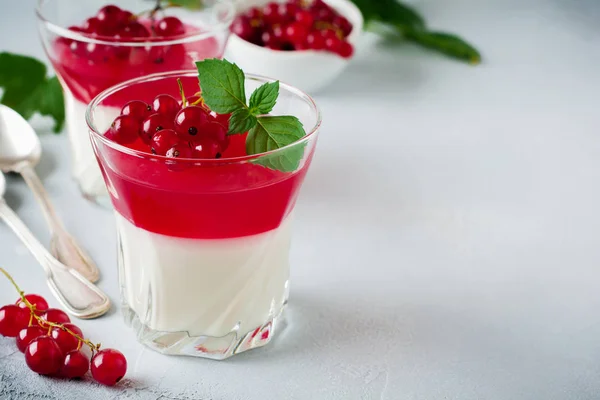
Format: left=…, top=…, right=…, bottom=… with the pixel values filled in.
left=36, top=0, right=235, bottom=205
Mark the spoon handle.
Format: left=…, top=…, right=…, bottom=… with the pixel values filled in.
left=0, top=200, right=110, bottom=319
left=19, top=165, right=100, bottom=283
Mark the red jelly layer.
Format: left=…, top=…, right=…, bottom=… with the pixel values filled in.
left=49, top=21, right=223, bottom=105
left=96, top=141, right=314, bottom=239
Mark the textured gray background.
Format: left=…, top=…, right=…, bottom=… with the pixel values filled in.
left=2, top=0, right=600, bottom=399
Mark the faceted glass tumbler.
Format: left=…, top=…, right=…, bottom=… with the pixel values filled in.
left=87, top=71, right=321, bottom=359
left=36, top=0, right=234, bottom=206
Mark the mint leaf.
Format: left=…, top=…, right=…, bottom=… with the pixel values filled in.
left=228, top=108, right=257, bottom=135
left=0, top=52, right=65, bottom=132
left=248, top=81, right=279, bottom=115
left=246, top=116, right=305, bottom=154
left=248, top=116, right=306, bottom=172
left=252, top=142, right=306, bottom=173
left=195, top=59, right=246, bottom=114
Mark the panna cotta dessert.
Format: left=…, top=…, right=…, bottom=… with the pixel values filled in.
left=87, top=63, right=320, bottom=359
left=37, top=1, right=234, bottom=204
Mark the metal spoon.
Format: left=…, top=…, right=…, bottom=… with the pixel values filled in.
left=0, top=104, right=100, bottom=283
left=0, top=172, right=110, bottom=318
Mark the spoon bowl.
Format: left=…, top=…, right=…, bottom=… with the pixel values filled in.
left=0, top=105, right=41, bottom=171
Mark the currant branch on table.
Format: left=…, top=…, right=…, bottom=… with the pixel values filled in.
left=0, top=267, right=127, bottom=386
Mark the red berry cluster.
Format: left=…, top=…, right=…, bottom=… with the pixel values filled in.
left=107, top=86, right=230, bottom=159
left=0, top=270, right=127, bottom=386
left=231, top=0, right=354, bottom=58
left=63, top=4, right=186, bottom=63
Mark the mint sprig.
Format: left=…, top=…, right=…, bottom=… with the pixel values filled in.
left=195, top=59, right=307, bottom=172
left=0, top=52, right=65, bottom=132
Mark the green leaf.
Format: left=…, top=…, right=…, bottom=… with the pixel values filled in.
left=248, top=81, right=279, bottom=115
left=165, top=0, right=205, bottom=9
left=0, top=52, right=65, bottom=132
left=404, top=29, right=482, bottom=65
left=246, top=116, right=305, bottom=154
left=37, top=77, right=65, bottom=133
left=195, top=58, right=247, bottom=114
left=228, top=108, right=257, bottom=135
left=350, top=0, right=425, bottom=29
left=252, top=142, right=307, bottom=173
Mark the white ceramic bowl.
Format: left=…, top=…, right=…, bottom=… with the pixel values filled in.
left=225, top=0, right=363, bottom=94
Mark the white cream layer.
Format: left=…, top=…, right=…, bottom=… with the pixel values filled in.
left=116, top=213, right=292, bottom=338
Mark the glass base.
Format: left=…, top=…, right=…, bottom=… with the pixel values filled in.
left=121, top=303, right=285, bottom=360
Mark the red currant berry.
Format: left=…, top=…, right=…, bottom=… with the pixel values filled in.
left=295, top=10, right=314, bottom=27
left=213, top=112, right=231, bottom=130
left=166, top=143, right=194, bottom=158
left=50, top=323, right=83, bottom=353
left=262, top=2, right=282, bottom=24
left=261, top=30, right=279, bottom=48
left=337, top=40, right=354, bottom=58
left=203, top=121, right=228, bottom=149
left=245, top=7, right=262, bottom=20
left=152, top=94, right=180, bottom=119
left=117, top=10, right=134, bottom=26
left=121, top=100, right=152, bottom=122
left=16, top=326, right=46, bottom=353
left=174, top=106, right=211, bottom=140
left=314, top=6, right=334, bottom=22
left=151, top=129, right=180, bottom=155
left=141, top=113, right=174, bottom=144
left=86, top=42, right=112, bottom=63
left=42, top=308, right=71, bottom=325
left=332, top=15, right=352, bottom=37
left=91, top=349, right=127, bottom=386
left=325, top=36, right=342, bottom=53
left=284, top=22, right=309, bottom=46
left=271, top=24, right=284, bottom=41
left=108, top=115, right=140, bottom=145
left=306, top=31, right=325, bottom=50
left=155, top=16, right=185, bottom=37
left=119, top=22, right=151, bottom=38
left=191, top=138, right=223, bottom=159
left=16, top=294, right=49, bottom=315
left=231, top=16, right=256, bottom=42
left=279, top=3, right=299, bottom=22
left=25, top=336, right=64, bottom=375
left=96, top=5, right=123, bottom=32
left=83, top=17, right=102, bottom=34
left=0, top=305, right=30, bottom=337
left=61, top=350, right=90, bottom=379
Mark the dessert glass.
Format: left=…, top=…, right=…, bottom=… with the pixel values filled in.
left=87, top=71, right=321, bottom=359
left=36, top=0, right=235, bottom=206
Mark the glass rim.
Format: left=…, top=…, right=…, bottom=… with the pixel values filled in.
left=35, top=0, right=236, bottom=47
left=86, top=69, right=322, bottom=164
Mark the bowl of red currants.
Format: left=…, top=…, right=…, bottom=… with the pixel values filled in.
left=225, top=0, right=363, bottom=93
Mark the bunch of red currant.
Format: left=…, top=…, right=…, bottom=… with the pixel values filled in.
left=108, top=86, right=230, bottom=159
left=64, top=4, right=186, bottom=62
left=0, top=269, right=127, bottom=386
left=231, top=0, right=354, bottom=58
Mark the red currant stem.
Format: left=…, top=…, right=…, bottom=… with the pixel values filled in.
left=177, top=78, right=187, bottom=108
left=0, top=267, right=102, bottom=353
